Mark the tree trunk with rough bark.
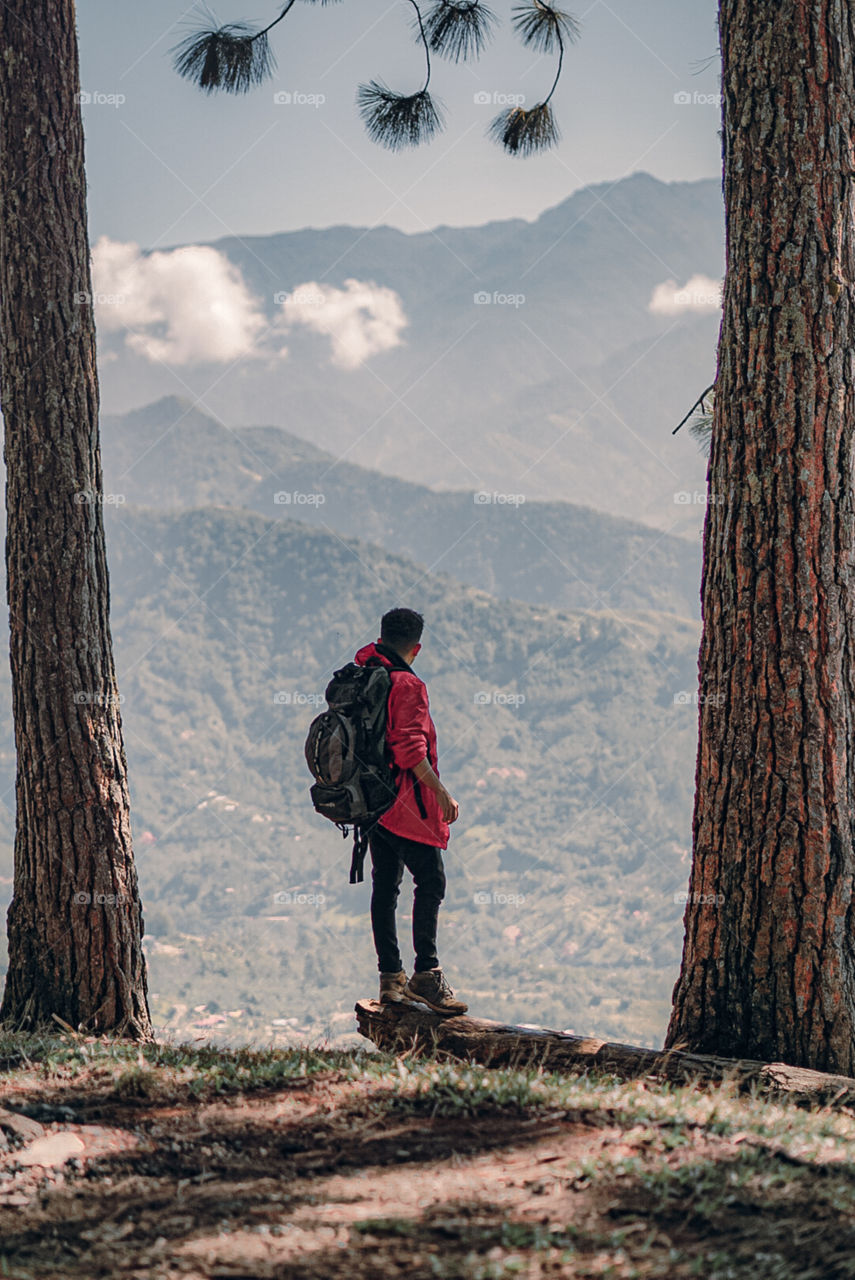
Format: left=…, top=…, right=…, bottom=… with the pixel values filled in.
left=666, top=0, right=855, bottom=1072
left=0, top=0, right=150, bottom=1036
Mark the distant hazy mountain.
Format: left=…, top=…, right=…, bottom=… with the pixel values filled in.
left=101, top=396, right=702, bottom=620
left=96, top=172, right=722, bottom=533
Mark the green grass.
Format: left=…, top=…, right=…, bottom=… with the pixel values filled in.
left=4, top=1027, right=855, bottom=1168
left=0, top=1028, right=360, bottom=1098
left=5, top=1031, right=855, bottom=1279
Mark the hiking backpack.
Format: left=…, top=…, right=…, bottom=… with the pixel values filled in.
left=304, top=658, right=400, bottom=883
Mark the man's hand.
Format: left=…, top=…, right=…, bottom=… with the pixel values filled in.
left=413, top=756, right=459, bottom=825
left=438, top=787, right=459, bottom=825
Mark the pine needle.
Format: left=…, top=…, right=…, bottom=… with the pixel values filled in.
left=689, top=411, right=714, bottom=453
left=357, top=81, right=445, bottom=150
left=171, top=22, right=276, bottom=94
left=489, top=102, right=560, bottom=155
left=422, top=1, right=497, bottom=62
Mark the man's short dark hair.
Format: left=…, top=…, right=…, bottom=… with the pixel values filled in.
left=381, top=607, right=424, bottom=652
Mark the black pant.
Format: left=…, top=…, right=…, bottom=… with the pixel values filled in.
left=368, top=823, right=446, bottom=974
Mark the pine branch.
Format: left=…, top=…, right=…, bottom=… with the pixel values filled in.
left=510, top=0, right=580, bottom=54
left=672, top=384, right=716, bottom=435
left=171, top=0, right=341, bottom=94
left=672, top=383, right=716, bottom=455
left=490, top=1, right=579, bottom=154
left=171, top=0, right=582, bottom=159
left=358, top=0, right=444, bottom=149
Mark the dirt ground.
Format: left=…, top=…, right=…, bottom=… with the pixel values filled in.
left=2, top=1063, right=854, bottom=1280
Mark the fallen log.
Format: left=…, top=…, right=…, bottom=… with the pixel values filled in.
left=355, top=999, right=855, bottom=1105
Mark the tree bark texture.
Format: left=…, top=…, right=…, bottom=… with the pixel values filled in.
left=0, top=0, right=150, bottom=1035
left=666, top=1, right=855, bottom=1071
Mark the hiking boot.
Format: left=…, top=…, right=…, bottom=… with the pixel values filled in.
left=379, top=970, right=410, bottom=1004
left=403, top=968, right=468, bottom=1016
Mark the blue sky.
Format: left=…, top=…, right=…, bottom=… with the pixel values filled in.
left=77, top=0, right=721, bottom=247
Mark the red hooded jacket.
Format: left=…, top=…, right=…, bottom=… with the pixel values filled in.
left=354, top=641, right=450, bottom=850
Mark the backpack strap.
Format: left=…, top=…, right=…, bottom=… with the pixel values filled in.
left=349, top=824, right=370, bottom=884
left=369, top=644, right=431, bottom=822
left=373, top=642, right=416, bottom=674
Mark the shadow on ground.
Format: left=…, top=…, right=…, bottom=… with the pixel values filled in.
left=3, top=1067, right=855, bottom=1278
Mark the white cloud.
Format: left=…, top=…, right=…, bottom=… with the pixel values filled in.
left=91, top=236, right=268, bottom=365
left=648, top=273, right=723, bottom=316
left=276, top=278, right=407, bottom=369
left=89, top=240, right=408, bottom=371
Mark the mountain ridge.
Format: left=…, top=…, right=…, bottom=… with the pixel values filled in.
left=100, top=394, right=703, bottom=620
left=153, top=170, right=709, bottom=253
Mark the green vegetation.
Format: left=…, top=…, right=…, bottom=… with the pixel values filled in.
left=4, top=1029, right=855, bottom=1159
left=0, top=1028, right=357, bottom=1099
left=3, top=1032, right=855, bottom=1277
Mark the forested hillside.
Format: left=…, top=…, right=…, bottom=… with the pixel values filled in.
left=101, top=396, right=703, bottom=618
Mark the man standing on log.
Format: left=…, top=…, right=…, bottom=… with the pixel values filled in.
left=354, top=608, right=467, bottom=1016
